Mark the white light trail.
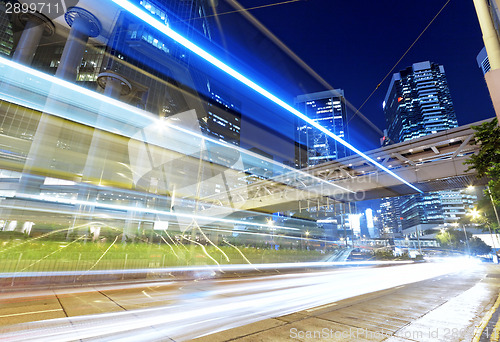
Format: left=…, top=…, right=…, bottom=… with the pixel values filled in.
left=0, top=262, right=471, bottom=341
left=0, top=260, right=413, bottom=279
left=13, top=193, right=299, bottom=231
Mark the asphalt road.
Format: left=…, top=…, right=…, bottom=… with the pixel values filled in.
left=0, top=260, right=497, bottom=341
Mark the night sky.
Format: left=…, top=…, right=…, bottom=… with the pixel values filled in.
left=228, top=0, right=495, bottom=131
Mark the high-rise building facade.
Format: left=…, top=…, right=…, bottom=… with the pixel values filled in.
left=0, top=1, right=13, bottom=57
left=293, top=90, right=350, bottom=241
left=380, top=61, right=473, bottom=236
left=27, top=0, right=240, bottom=147
left=295, top=89, right=349, bottom=167
left=32, top=44, right=106, bottom=89
left=398, top=193, right=444, bottom=229
left=383, top=61, right=458, bottom=143
left=379, top=196, right=402, bottom=235
left=439, top=189, right=477, bottom=224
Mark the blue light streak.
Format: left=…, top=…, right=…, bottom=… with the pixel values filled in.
left=110, top=0, right=422, bottom=193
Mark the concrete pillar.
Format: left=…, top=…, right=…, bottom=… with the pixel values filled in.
left=473, top=0, right=500, bottom=123
left=12, top=12, right=55, bottom=64
left=474, top=0, right=500, bottom=69
left=493, top=0, right=500, bottom=33
left=55, top=7, right=101, bottom=81
left=485, top=69, right=500, bottom=122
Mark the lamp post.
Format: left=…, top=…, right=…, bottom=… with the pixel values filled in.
left=468, top=185, right=500, bottom=259
left=487, top=187, right=500, bottom=228
left=415, top=225, right=422, bottom=255
left=488, top=186, right=500, bottom=262
left=470, top=208, right=498, bottom=262
left=454, top=222, right=471, bottom=257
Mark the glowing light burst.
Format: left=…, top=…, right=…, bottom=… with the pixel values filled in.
left=110, top=0, right=422, bottom=194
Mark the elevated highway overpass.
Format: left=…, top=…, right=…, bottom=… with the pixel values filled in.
left=213, top=120, right=489, bottom=213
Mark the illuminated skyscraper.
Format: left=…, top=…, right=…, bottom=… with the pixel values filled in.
left=0, top=1, right=13, bottom=57
left=293, top=90, right=350, bottom=240
left=379, top=197, right=402, bottom=236
left=294, top=89, right=349, bottom=167
left=32, top=45, right=106, bottom=89
left=383, top=61, right=458, bottom=143
left=381, top=61, right=474, bottom=236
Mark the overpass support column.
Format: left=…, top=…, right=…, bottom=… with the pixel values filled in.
left=12, top=13, right=55, bottom=64
left=56, top=7, right=101, bottom=81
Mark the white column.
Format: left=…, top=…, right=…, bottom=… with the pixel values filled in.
left=12, top=13, right=55, bottom=64
left=55, top=7, right=101, bottom=81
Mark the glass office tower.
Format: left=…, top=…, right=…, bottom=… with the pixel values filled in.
left=295, top=89, right=349, bottom=167
left=0, top=1, right=13, bottom=57
left=383, top=61, right=458, bottom=144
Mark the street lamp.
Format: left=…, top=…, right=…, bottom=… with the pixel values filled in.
left=469, top=208, right=498, bottom=261
left=487, top=187, right=500, bottom=228
left=454, top=222, right=471, bottom=257
left=469, top=208, right=481, bottom=220
left=467, top=185, right=500, bottom=227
